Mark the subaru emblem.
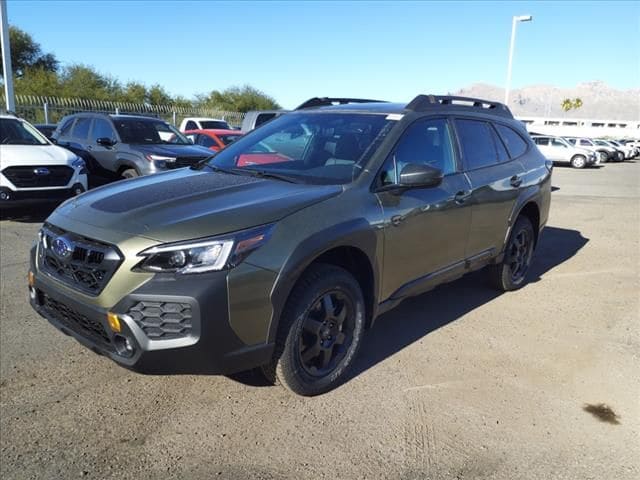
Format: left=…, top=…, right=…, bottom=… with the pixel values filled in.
left=51, top=237, right=73, bottom=259
left=34, top=167, right=50, bottom=176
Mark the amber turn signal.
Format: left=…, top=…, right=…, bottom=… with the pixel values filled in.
left=107, top=312, right=121, bottom=333
left=28, top=271, right=35, bottom=287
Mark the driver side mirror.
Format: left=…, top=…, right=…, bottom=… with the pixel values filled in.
left=398, top=163, right=443, bottom=188
left=97, top=137, right=116, bottom=147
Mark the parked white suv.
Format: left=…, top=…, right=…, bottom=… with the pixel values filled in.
left=564, top=137, right=609, bottom=163
left=531, top=134, right=596, bottom=168
left=0, top=114, right=88, bottom=205
left=179, top=117, right=230, bottom=131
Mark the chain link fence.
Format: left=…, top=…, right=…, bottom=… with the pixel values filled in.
left=1, top=95, right=246, bottom=128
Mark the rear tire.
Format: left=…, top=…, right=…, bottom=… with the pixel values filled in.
left=570, top=155, right=586, bottom=168
left=121, top=168, right=139, bottom=179
left=265, top=264, right=366, bottom=396
left=490, top=216, right=535, bottom=292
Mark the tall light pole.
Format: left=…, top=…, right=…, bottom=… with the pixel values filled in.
left=0, top=0, right=15, bottom=112
left=504, top=14, right=532, bottom=106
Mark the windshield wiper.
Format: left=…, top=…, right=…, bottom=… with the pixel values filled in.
left=239, top=169, right=300, bottom=184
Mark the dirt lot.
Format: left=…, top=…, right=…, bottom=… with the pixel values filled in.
left=1, top=161, right=638, bottom=480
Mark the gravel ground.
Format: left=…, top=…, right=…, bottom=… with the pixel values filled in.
left=1, top=161, right=638, bottom=479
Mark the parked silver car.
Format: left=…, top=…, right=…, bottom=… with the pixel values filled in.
left=532, top=135, right=596, bottom=168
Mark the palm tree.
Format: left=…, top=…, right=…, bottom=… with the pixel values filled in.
left=561, top=98, right=574, bottom=112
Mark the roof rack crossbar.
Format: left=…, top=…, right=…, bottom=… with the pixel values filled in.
left=295, top=97, right=387, bottom=110
left=406, top=94, right=514, bottom=119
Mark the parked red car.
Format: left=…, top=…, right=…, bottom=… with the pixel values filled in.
left=184, top=129, right=243, bottom=152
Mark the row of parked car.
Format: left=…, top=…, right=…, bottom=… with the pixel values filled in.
left=0, top=106, right=638, bottom=206
left=530, top=132, right=639, bottom=168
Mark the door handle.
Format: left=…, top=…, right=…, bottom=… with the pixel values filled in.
left=391, top=215, right=403, bottom=226
left=510, top=175, right=523, bottom=187
left=87, top=145, right=93, bottom=151
left=454, top=190, right=472, bottom=204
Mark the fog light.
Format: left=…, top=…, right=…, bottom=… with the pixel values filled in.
left=0, top=192, right=9, bottom=200
left=107, top=312, right=121, bottom=333
left=114, top=334, right=135, bottom=357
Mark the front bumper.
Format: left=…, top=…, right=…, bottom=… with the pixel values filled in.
left=29, top=248, right=275, bottom=375
left=1, top=183, right=86, bottom=204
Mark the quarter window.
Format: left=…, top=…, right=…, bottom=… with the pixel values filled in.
left=490, top=126, right=510, bottom=163
left=495, top=124, right=528, bottom=158
left=71, top=117, right=92, bottom=139
left=454, top=119, right=498, bottom=170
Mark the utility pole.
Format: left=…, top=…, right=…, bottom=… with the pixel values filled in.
left=504, top=15, right=532, bottom=106
left=0, top=0, right=15, bottom=112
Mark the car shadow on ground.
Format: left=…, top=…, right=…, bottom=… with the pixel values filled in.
left=230, top=226, right=589, bottom=390
left=348, top=225, right=589, bottom=383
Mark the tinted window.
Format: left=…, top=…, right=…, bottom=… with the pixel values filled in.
left=198, top=135, right=217, bottom=148
left=200, top=120, right=230, bottom=129
left=534, top=137, right=549, bottom=146
left=454, top=119, right=498, bottom=170
left=185, top=121, right=198, bottom=130
left=495, top=124, right=527, bottom=158
left=551, top=138, right=566, bottom=147
left=579, top=139, right=592, bottom=146
left=91, top=118, right=115, bottom=142
left=72, top=117, right=92, bottom=139
left=218, top=134, right=242, bottom=145
left=58, top=118, right=75, bottom=136
left=490, top=126, right=510, bottom=163
left=255, top=113, right=277, bottom=127
left=394, top=118, right=456, bottom=175
left=113, top=119, right=190, bottom=145
left=0, top=118, right=48, bottom=145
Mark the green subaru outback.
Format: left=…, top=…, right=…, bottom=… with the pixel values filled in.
left=29, top=95, right=552, bottom=395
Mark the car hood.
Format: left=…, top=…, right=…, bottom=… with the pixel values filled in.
left=50, top=168, right=342, bottom=243
left=0, top=144, right=77, bottom=168
left=133, top=144, right=212, bottom=158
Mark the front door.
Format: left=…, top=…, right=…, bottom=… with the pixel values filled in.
left=376, top=117, right=472, bottom=301
left=88, top=118, right=118, bottom=171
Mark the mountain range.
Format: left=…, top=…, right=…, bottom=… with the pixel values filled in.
left=454, top=81, right=640, bottom=120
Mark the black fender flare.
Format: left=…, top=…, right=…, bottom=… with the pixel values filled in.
left=266, top=218, right=380, bottom=344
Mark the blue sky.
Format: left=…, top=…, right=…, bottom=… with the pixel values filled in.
left=7, top=0, right=640, bottom=108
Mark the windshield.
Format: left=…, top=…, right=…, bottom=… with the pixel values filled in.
left=202, top=112, right=394, bottom=185
left=0, top=118, right=49, bottom=145
left=200, top=120, right=230, bottom=129
left=113, top=118, right=190, bottom=145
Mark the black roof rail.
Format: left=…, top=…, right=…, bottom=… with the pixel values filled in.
left=406, top=94, right=514, bottom=119
left=295, top=97, right=387, bottom=110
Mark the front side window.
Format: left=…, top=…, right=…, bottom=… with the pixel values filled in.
left=113, top=119, right=190, bottom=145
left=0, top=118, right=49, bottom=145
left=72, top=117, right=92, bottom=139
left=380, top=118, right=456, bottom=185
left=495, top=124, right=528, bottom=158
left=58, top=117, right=75, bottom=136
left=203, top=112, right=394, bottom=185
left=551, top=138, right=567, bottom=148
left=579, top=139, right=593, bottom=146
left=454, top=119, right=498, bottom=170
left=91, top=118, right=115, bottom=142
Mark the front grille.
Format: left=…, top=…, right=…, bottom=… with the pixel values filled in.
left=40, top=292, right=112, bottom=348
left=128, top=301, right=193, bottom=339
left=38, top=223, right=123, bottom=296
left=172, top=156, right=208, bottom=168
left=2, top=165, right=73, bottom=188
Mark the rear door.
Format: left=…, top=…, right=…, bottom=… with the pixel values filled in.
left=453, top=118, right=525, bottom=259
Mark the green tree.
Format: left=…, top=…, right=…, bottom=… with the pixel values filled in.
left=0, top=26, right=58, bottom=78
left=561, top=98, right=574, bottom=112
left=200, top=85, right=280, bottom=112
left=58, top=64, right=121, bottom=100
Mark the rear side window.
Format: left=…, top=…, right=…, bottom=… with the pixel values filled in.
left=495, top=124, right=528, bottom=158
left=454, top=119, right=498, bottom=170
left=72, top=117, right=92, bottom=139
left=185, top=120, right=198, bottom=130
left=58, top=117, right=75, bottom=136
left=489, top=126, right=510, bottom=163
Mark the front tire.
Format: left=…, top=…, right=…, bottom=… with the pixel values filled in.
left=490, top=216, right=536, bottom=291
left=121, top=168, right=139, bottom=179
left=570, top=155, right=586, bottom=168
left=267, top=264, right=366, bottom=396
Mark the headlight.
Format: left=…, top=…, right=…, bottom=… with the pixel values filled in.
left=133, top=224, right=274, bottom=274
left=145, top=154, right=176, bottom=169
left=72, top=157, right=86, bottom=172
